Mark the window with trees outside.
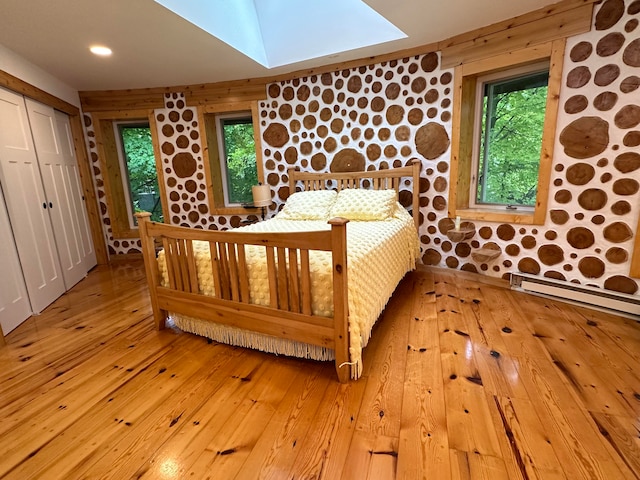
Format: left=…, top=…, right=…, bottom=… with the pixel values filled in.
left=215, top=113, right=258, bottom=205
left=114, top=121, right=163, bottom=227
left=472, top=64, right=549, bottom=210
left=202, top=102, right=264, bottom=213
left=448, top=40, right=563, bottom=225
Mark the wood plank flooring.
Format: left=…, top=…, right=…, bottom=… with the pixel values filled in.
left=1, top=259, right=639, bottom=479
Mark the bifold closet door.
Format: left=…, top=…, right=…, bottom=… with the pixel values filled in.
left=0, top=87, right=65, bottom=314
left=0, top=183, right=31, bottom=334
left=26, top=99, right=97, bottom=288
left=54, top=109, right=97, bottom=274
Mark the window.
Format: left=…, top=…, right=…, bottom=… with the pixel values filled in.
left=92, top=109, right=165, bottom=238
left=201, top=101, right=264, bottom=213
left=215, top=113, right=258, bottom=205
left=472, top=64, right=548, bottom=210
left=449, top=40, right=564, bottom=225
left=114, top=121, right=163, bottom=227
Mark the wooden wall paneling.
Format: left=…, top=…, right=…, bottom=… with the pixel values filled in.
left=0, top=70, right=78, bottom=115
left=69, top=114, right=108, bottom=264
left=534, top=38, right=566, bottom=225
left=185, top=82, right=267, bottom=106
left=250, top=100, right=266, bottom=188
left=459, top=43, right=553, bottom=77
left=78, top=89, right=166, bottom=112
left=448, top=69, right=475, bottom=219
left=440, top=1, right=595, bottom=68
left=96, top=116, right=130, bottom=238
left=199, top=107, right=225, bottom=215
left=93, top=109, right=155, bottom=239
left=438, top=0, right=594, bottom=51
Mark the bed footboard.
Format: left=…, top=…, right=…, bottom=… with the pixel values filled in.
left=135, top=212, right=351, bottom=383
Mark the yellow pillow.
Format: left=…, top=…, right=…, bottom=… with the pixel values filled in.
left=277, top=190, right=338, bottom=220
left=329, top=189, right=397, bottom=221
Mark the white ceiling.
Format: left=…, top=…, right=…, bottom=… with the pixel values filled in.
left=0, top=0, right=554, bottom=92
left=153, top=0, right=407, bottom=68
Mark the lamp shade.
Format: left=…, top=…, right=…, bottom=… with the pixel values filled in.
left=251, top=184, right=271, bottom=207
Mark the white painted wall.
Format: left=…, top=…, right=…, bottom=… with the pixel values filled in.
left=0, top=43, right=80, bottom=107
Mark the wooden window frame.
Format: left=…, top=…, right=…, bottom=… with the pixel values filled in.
left=92, top=109, right=167, bottom=239
left=199, top=100, right=265, bottom=215
left=448, top=40, right=565, bottom=225
left=113, top=119, right=165, bottom=229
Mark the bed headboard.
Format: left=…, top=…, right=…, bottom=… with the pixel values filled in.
left=287, top=159, right=421, bottom=231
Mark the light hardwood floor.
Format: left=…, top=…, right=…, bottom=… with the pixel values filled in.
left=1, top=259, right=639, bottom=479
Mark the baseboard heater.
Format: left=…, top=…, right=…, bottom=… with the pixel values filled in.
left=510, top=272, right=640, bottom=318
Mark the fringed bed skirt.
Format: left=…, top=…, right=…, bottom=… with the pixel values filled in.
left=171, top=313, right=336, bottom=362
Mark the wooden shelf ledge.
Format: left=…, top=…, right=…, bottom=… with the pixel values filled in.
left=446, top=221, right=476, bottom=242
left=472, top=247, right=501, bottom=263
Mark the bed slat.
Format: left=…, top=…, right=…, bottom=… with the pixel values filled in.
left=161, top=238, right=172, bottom=289
left=300, top=251, right=312, bottom=316
left=288, top=248, right=300, bottom=314
left=276, top=247, right=289, bottom=309
left=227, top=243, right=240, bottom=301
left=237, top=245, right=250, bottom=303
left=209, top=241, right=222, bottom=300
left=186, top=240, right=198, bottom=294
left=177, top=239, right=191, bottom=293
left=163, top=238, right=177, bottom=290
left=266, top=247, right=278, bottom=308
left=218, top=243, right=232, bottom=300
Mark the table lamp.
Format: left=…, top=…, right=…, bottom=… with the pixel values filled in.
left=251, top=183, right=271, bottom=220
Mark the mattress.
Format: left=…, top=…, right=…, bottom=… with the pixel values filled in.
left=157, top=204, right=419, bottom=378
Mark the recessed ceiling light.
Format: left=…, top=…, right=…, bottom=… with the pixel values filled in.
left=90, top=45, right=112, bottom=56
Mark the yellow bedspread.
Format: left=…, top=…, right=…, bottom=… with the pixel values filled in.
left=158, top=204, right=419, bottom=379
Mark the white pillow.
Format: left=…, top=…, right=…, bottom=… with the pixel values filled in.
left=277, top=190, right=338, bottom=220
left=329, top=189, right=397, bottom=221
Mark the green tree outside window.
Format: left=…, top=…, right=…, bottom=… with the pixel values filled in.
left=476, top=70, right=548, bottom=207
left=118, top=124, right=163, bottom=224
left=219, top=116, right=258, bottom=205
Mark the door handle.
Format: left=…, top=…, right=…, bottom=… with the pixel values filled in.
left=49, top=202, right=53, bottom=209
left=43, top=202, right=47, bottom=209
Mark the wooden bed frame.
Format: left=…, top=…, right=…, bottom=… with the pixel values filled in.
left=136, top=160, right=421, bottom=382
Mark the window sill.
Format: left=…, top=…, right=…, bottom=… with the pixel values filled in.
left=451, top=208, right=538, bottom=225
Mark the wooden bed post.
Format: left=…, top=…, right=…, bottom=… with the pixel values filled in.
left=135, top=212, right=168, bottom=330
left=329, top=217, right=350, bottom=383
left=410, top=158, right=421, bottom=232
left=287, top=166, right=299, bottom=196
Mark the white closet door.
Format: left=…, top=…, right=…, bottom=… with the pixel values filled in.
left=0, top=87, right=65, bottom=313
left=54, top=110, right=97, bottom=273
left=0, top=183, right=31, bottom=334
left=25, top=99, right=96, bottom=288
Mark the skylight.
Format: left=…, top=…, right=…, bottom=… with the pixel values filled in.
left=154, top=0, right=407, bottom=68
